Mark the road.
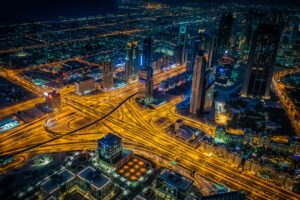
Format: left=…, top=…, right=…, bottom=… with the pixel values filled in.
left=0, top=80, right=299, bottom=199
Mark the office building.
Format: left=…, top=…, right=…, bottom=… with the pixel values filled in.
left=98, top=133, right=122, bottom=164
left=241, top=24, right=280, bottom=99
left=125, top=41, right=138, bottom=83
left=143, top=37, right=152, bottom=68
left=154, top=168, right=193, bottom=200
left=189, top=49, right=214, bottom=118
left=215, top=56, right=234, bottom=85
left=177, top=23, right=187, bottom=65
left=40, top=169, right=76, bottom=199
left=75, top=78, right=96, bottom=95
left=191, top=29, right=215, bottom=70
left=98, top=133, right=132, bottom=169
left=44, top=90, right=61, bottom=111
left=102, top=56, right=114, bottom=89
left=215, top=12, right=234, bottom=58
left=139, top=37, right=154, bottom=99
left=139, top=67, right=153, bottom=99
left=77, top=166, right=114, bottom=199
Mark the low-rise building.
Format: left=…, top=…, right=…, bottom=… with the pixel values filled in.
left=40, top=169, right=76, bottom=199
left=77, top=166, right=114, bottom=199
left=154, top=168, right=193, bottom=200
left=75, top=78, right=96, bottom=95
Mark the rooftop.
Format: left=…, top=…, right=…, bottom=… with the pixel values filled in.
left=98, top=133, right=122, bottom=147
left=40, top=169, right=75, bottom=195
left=77, top=166, right=111, bottom=190
left=158, top=168, right=193, bottom=192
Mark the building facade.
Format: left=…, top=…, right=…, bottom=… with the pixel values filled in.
left=102, top=57, right=114, bottom=89
left=241, top=24, right=280, bottom=99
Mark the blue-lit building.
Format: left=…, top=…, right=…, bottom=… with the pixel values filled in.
left=77, top=166, right=113, bottom=199
left=98, top=133, right=132, bottom=169
left=154, top=168, right=193, bottom=200
left=215, top=56, right=234, bottom=85
left=98, top=133, right=122, bottom=165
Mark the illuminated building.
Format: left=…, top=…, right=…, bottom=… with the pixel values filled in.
left=241, top=24, right=280, bottom=99
left=143, top=37, right=152, bottom=68
left=98, top=133, right=132, bottom=169
left=215, top=12, right=234, bottom=58
left=214, top=101, right=229, bottom=125
left=102, top=56, right=114, bottom=89
left=139, top=37, right=154, bottom=100
left=154, top=168, right=193, bottom=200
left=194, top=29, right=215, bottom=70
left=245, top=9, right=263, bottom=51
left=77, top=166, right=114, bottom=199
left=177, top=23, right=187, bottom=65
left=44, top=90, right=61, bottom=111
left=75, top=78, right=96, bottom=95
left=125, top=41, right=138, bottom=83
left=189, top=49, right=214, bottom=118
left=201, top=191, right=246, bottom=200
left=98, top=133, right=122, bottom=165
left=139, top=67, right=153, bottom=99
left=215, top=56, right=234, bottom=85
left=40, top=169, right=76, bottom=199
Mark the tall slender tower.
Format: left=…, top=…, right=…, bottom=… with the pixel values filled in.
left=215, top=12, right=234, bottom=59
left=189, top=48, right=214, bottom=118
left=191, top=29, right=215, bottom=70
left=139, top=37, right=153, bottom=100
left=125, top=41, right=138, bottom=83
left=143, top=37, right=152, bottom=68
left=241, top=24, right=280, bottom=99
left=178, top=23, right=187, bottom=65
left=102, top=56, right=114, bottom=89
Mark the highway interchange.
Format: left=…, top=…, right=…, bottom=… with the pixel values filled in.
left=0, top=68, right=300, bottom=200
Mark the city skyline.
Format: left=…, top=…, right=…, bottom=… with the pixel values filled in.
left=0, top=1, right=300, bottom=200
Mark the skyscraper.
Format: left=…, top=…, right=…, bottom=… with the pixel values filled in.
left=139, top=67, right=153, bottom=99
left=241, top=24, right=280, bottom=99
left=215, top=12, right=234, bottom=59
left=177, top=23, right=187, bottom=65
left=189, top=48, right=214, bottom=118
left=143, top=37, right=152, bottom=68
left=125, top=41, right=138, bottom=83
left=102, top=56, right=114, bottom=89
left=191, top=29, right=215, bottom=70
left=139, top=37, right=153, bottom=100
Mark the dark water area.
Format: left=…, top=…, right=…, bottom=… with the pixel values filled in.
left=0, top=0, right=299, bottom=25
left=0, top=0, right=118, bottom=25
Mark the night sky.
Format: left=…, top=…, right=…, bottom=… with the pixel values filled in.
left=0, top=0, right=299, bottom=24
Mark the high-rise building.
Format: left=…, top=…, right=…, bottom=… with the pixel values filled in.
left=143, top=37, right=152, bottom=68
left=215, top=56, right=234, bottom=85
left=191, top=29, right=215, bottom=70
left=125, top=41, right=138, bottom=83
left=98, top=133, right=122, bottom=165
left=241, top=24, right=280, bottom=99
left=102, top=57, right=114, bottom=89
left=189, top=49, right=214, bottom=118
left=139, top=37, right=154, bottom=99
left=215, top=12, right=234, bottom=59
left=139, top=67, right=153, bottom=99
left=177, top=23, right=187, bottom=65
